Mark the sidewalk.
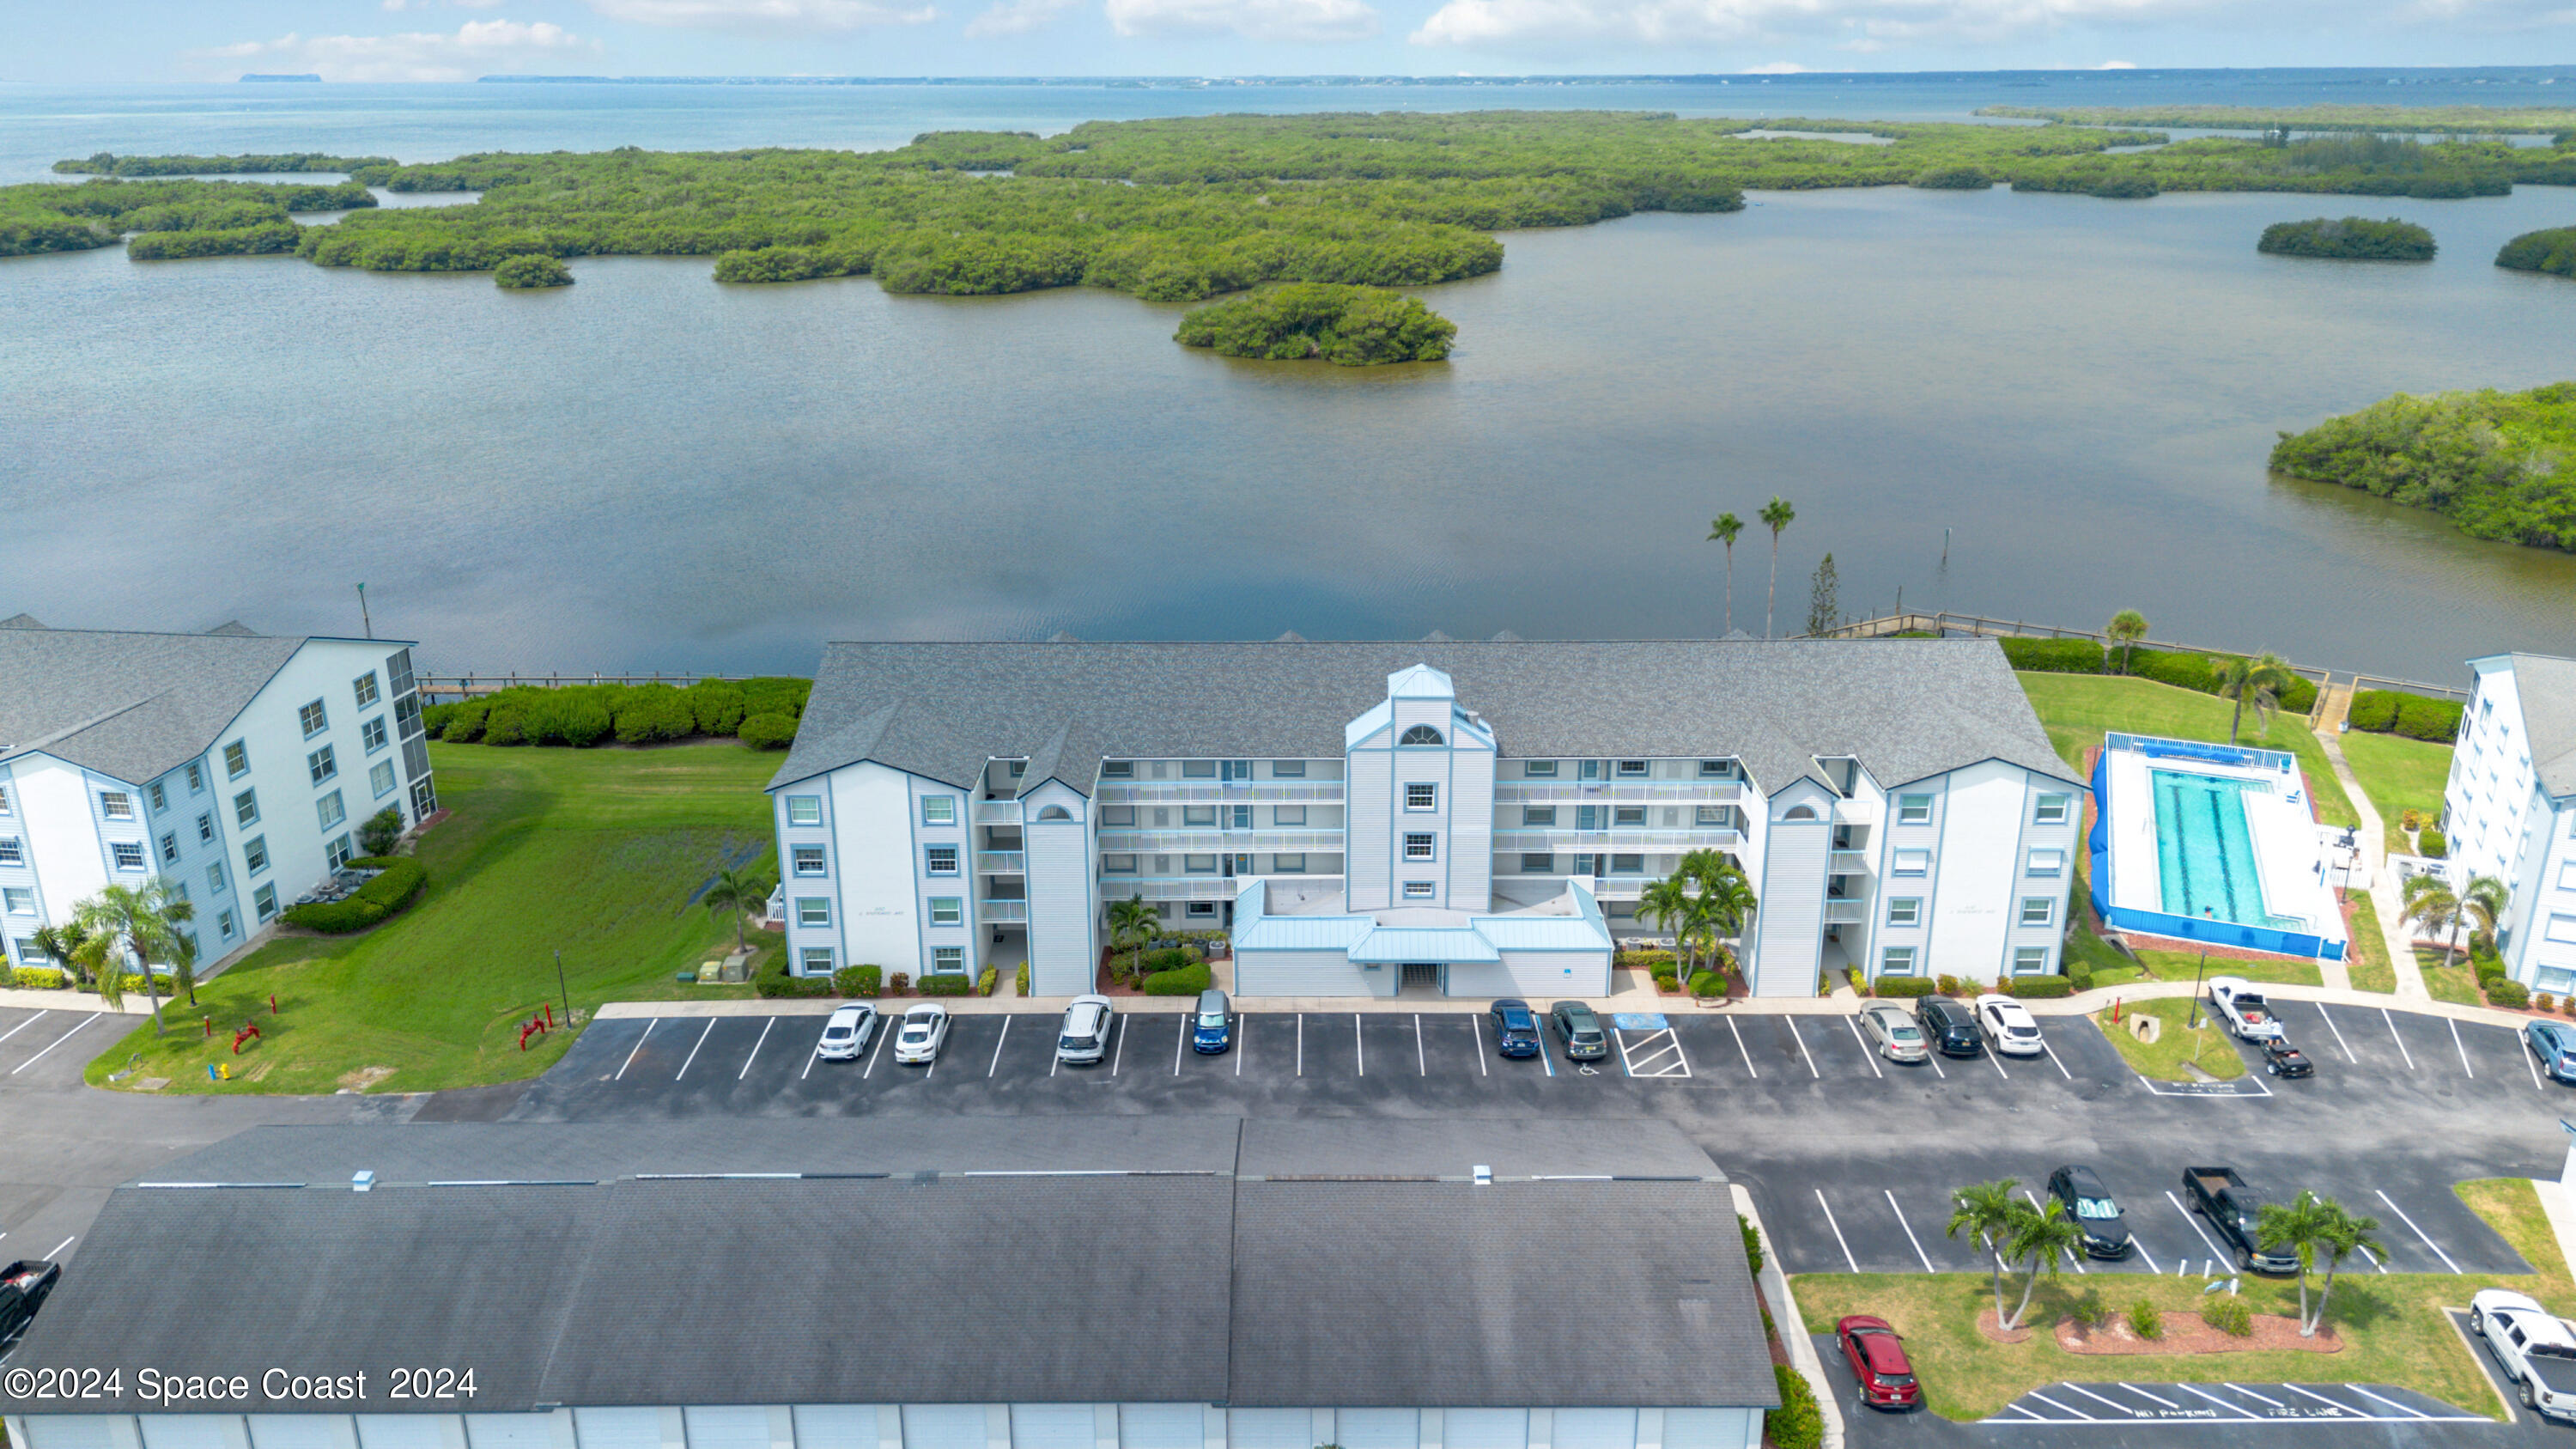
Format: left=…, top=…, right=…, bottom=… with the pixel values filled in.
left=0, top=985, right=153, bottom=1014
left=2312, top=681, right=2432, bottom=1003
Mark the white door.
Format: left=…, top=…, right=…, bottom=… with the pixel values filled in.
left=1333, top=1411, right=1417, bottom=1449
left=902, top=1407, right=988, bottom=1449
left=1548, top=1411, right=1632, bottom=1449
left=1440, top=1412, right=1525, bottom=1449
left=574, top=1409, right=662, bottom=1449
left=1009, top=1407, right=1093, bottom=1449
left=1117, top=1406, right=1200, bottom=1449
left=1225, top=1410, right=1309, bottom=1449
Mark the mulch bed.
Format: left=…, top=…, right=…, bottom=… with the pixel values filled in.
left=1977, top=1307, right=2339, bottom=1355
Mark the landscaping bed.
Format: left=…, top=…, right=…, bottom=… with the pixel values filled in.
left=2092, top=998, right=2247, bottom=1081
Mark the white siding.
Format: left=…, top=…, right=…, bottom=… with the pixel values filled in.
left=1114, top=1408, right=1200, bottom=1449
left=682, top=1409, right=772, bottom=1449
left=14, top=754, right=109, bottom=947
left=909, top=776, right=976, bottom=983
left=1347, top=745, right=1393, bottom=912
left=247, top=1422, right=354, bottom=1449
left=465, top=1421, right=555, bottom=1449
left=1235, top=948, right=1371, bottom=996
left=789, top=1409, right=878, bottom=1449
left=1753, top=785, right=1832, bottom=997
left=138, top=1419, right=241, bottom=1449
left=821, top=762, right=921, bottom=977
left=1224, top=1413, right=1309, bottom=1449
left=1439, top=1413, right=1525, bottom=1449
left=901, top=1409, right=987, bottom=1449
left=1656, top=1411, right=1757, bottom=1449
left=353, top=1419, right=455, bottom=1449
left=1927, top=761, right=2026, bottom=983
left=1496, top=948, right=1609, bottom=998
left=1024, top=782, right=1093, bottom=997
left=1333, top=1412, right=1417, bottom=1449
left=573, top=1411, right=663, bottom=1449
left=1449, top=746, right=1496, bottom=913
left=1547, top=1412, right=1631, bottom=1449
left=21, top=1420, right=132, bottom=1449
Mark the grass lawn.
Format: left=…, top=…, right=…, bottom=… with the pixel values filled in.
left=2415, top=948, right=2487, bottom=1008
left=2017, top=673, right=2358, bottom=829
left=2092, top=998, right=2246, bottom=1080
left=2339, top=730, right=2455, bottom=852
left=83, top=741, right=780, bottom=1096
left=2135, top=947, right=2322, bottom=989
left=2346, top=891, right=2397, bottom=993
left=2064, top=921, right=2154, bottom=988
left=1792, top=1176, right=2567, bottom=1422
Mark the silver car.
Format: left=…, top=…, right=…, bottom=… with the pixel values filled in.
left=1058, top=994, right=1116, bottom=1066
left=1858, top=1002, right=1930, bottom=1063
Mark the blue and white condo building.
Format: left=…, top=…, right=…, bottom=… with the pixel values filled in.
left=765, top=639, right=2085, bottom=998
left=0, top=618, right=437, bottom=976
left=2445, top=653, right=2576, bottom=995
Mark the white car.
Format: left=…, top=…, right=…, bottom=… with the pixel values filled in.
left=1972, top=994, right=2046, bottom=1057
left=2472, top=1288, right=2576, bottom=1421
left=2207, top=977, right=2286, bottom=1044
left=815, top=1003, right=880, bottom=1062
left=891, top=1003, right=951, bottom=1065
left=1057, top=994, right=1116, bottom=1066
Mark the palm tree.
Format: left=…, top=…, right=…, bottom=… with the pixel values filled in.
left=1759, top=496, right=1795, bottom=640
left=2215, top=652, right=2297, bottom=745
left=2105, top=610, right=2148, bottom=675
left=70, top=880, right=190, bottom=1037
left=2257, top=1190, right=2336, bottom=1333
left=1637, top=876, right=1699, bottom=978
left=28, top=922, right=92, bottom=989
left=1708, top=513, right=1744, bottom=636
left=1107, top=894, right=1160, bottom=983
left=2461, top=874, right=2510, bottom=952
left=2403, top=873, right=2467, bottom=970
left=1945, top=1179, right=2022, bottom=1324
left=2302, top=1201, right=2385, bottom=1337
left=701, top=865, right=773, bottom=953
left=2002, top=1198, right=2087, bottom=1331
left=164, top=922, right=200, bottom=1008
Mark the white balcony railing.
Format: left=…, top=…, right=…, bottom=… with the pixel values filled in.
left=1822, top=900, right=1869, bottom=924
left=974, top=801, right=1022, bottom=825
left=1095, top=830, right=1346, bottom=854
left=976, top=850, right=1025, bottom=874
left=1097, top=875, right=1239, bottom=901
left=1490, top=828, right=1745, bottom=851
left=978, top=899, right=1029, bottom=922
left=1829, top=849, right=1874, bottom=874
left=1095, top=782, right=1345, bottom=805
left=1492, top=781, right=1743, bottom=803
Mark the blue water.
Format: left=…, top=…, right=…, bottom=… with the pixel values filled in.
left=2150, top=770, right=2288, bottom=928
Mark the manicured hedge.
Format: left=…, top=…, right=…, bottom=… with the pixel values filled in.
left=1874, top=977, right=1937, bottom=997
left=2346, top=689, right=2462, bottom=742
left=2005, top=974, right=2075, bottom=998
left=280, top=856, right=425, bottom=934
left=755, top=965, right=834, bottom=998
left=423, top=677, right=810, bottom=749
left=2000, top=636, right=2105, bottom=673
left=2489, top=979, right=2532, bottom=1009
left=738, top=712, right=799, bottom=751
left=835, top=964, right=881, bottom=997
left=1687, top=969, right=1725, bottom=997
left=2124, top=647, right=2320, bottom=715
left=1144, top=961, right=1215, bottom=995
left=914, top=972, right=977, bottom=996
left=1143, top=947, right=1198, bottom=975
left=1765, top=1365, right=1824, bottom=1449
left=1739, top=1213, right=1765, bottom=1275
left=2418, top=828, right=2448, bottom=858
left=978, top=966, right=999, bottom=997
left=2347, top=690, right=2400, bottom=732
left=11, top=966, right=68, bottom=989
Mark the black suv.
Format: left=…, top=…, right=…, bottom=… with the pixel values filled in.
left=2046, top=1166, right=2132, bottom=1259
left=2, top=1259, right=61, bottom=1349
left=1915, top=995, right=1984, bottom=1056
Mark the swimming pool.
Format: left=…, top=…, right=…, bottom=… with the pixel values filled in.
left=2150, top=770, right=2300, bottom=929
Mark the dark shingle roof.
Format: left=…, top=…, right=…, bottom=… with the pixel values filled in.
left=0, top=626, right=367, bottom=784
left=2500, top=653, right=2576, bottom=798
left=770, top=639, right=2076, bottom=799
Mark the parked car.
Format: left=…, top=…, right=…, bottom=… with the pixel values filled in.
left=1914, top=995, right=1984, bottom=1057
left=2528, top=1020, right=2576, bottom=1086
left=2472, top=1288, right=2576, bottom=1422
left=1191, top=989, right=1233, bottom=1054
left=1549, top=1001, right=1611, bottom=1062
left=1058, top=994, right=1116, bottom=1066
left=1972, top=994, right=2046, bottom=1057
left=815, top=1002, right=881, bottom=1062
left=2207, top=977, right=2286, bottom=1044
left=1857, top=1003, right=1930, bottom=1064
left=890, top=1003, right=951, bottom=1065
left=1, top=1259, right=60, bottom=1349
left=2181, top=1166, right=2300, bottom=1274
left=2045, top=1165, right=2131, bottom=1260
left=2259, top=1040, right=2314, bottom=1079
left=1490, top=999, right=1542, bottom=1059
left=1835, top=1315, right=1922, bottom=1411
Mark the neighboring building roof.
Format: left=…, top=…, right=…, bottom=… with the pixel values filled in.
left=2487, top=653, right=2576, bottom=799
left=771, top=639, right=2078, bottom=799
left=0, top=626, right=408, bottom=785
left=9, top=1117, right=1771, bottom=1416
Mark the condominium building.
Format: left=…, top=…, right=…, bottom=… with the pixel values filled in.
left=2443, top=653, right=2576, bottom=994
left=766, top=639, right=2083, bottom=999
left=0, top=618, right=437, bottom=976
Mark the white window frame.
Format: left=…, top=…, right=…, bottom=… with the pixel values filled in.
left=1273, top=853, right=1308, bottom=874
left=1271, top=760, right=1306, bottom=778
left=207, top=862, right=227, bottom=894
left=1273, top=805, right=1306, bottom=826
left=920, top=795, right=957, bottom=826
left=316, top=790, right=346, bottom=831
left=924, top=844, right=960, bottom=876
left=1886, top=897, right=1922, bottom=926
left=235, top=789, right=260, bottom=827
left=149, top=782, right=167, bottom=812
left=3, top=887, right=33, bottom=916
left=1896, top=794, right=1934, bottom=825
left=224, top=741, right=250, bottom=778
left=2547, top=915, right=2576, bottom=946
left=2020, top=896, right=2055, bottom=927
left=1404, top=832, right=1437, bottom=861
left=2012, top=946, right=2050, bottom=976
left=2033, top=794, right=2073, bottom=825
left=353, top=672, right=381, bottom=709
left=796, top=898, right=831, bottom=928
left=112, top=841, right=146, bottom=871
left=299, top=699, right=329, bottom=739
left=0, top=837, right=21, bottom=867
left=370, top=759, right=398, bottom=800
left=1892, top=848, right=1931, bottom=877
left=362, top=716, right=389, bottom=753
left=1102, top=854, right=1138, bottom=874
left=1617, top=759, right=1649, bottom=777
left=2026, top=847, right=2066, bottom=878
left=1186, top=900, right=1218, bottom=917
left=326, top=833, right=355, bottom=871
left=308, top=745, right=337, bottom=785
left=253, top=883, right=278, bottom=922
left=99, top=791, right=135, bottom=821
left=1402, top=880, right=1437, bottom=899
left=1405, top=782, right=1438, bottom=812
left=1523, top=760, right=1558, bottom=777
left=1524, top=806, right=1557, bottom=826
left=1695, top=805, right=1728, bottom=825
left=931, top=946, right=966, bottom=974
left=928, top=897, right=964, bottom=927
left=1183, top=806, right=1217, bottom=827
left=1880, top=946, right=1917, bottom=977
left=244, top=836, right=270, bottom=876
left=786, top=795, right=823, bottom=826
left=800, top=947, right=835, bottom=976
left=791, top=844, right=828, bottom=876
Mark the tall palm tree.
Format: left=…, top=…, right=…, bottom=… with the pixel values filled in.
left=2215, top=651, right=2297, bottom=745
left=2105, top=610, right=2148, bottom=675
left=701, top=865, right=774, bottom=953
left=28, top=921, right=92, bottom=989
left=2257, top=1190, right=2336, bottom=1334
left=1637, top=876, right=1706, bottom=979
left=1945, top=1179, right=2022, bottom=1324
left=2302, top=1201, right=2385, bottom=1337
left=1759, top=496, right=1795, bottom=640
left=2403, top=873, right=2467, bottom=970
left=1707, top=513, right=1744, bottom=636
left=70, top=881, right=189, bottom=1037
left=2002, top=1199, right=2087, bottom=1331
left=1107, top=894, right=1161, bottom=983
left=164, top=922, right=200, bottom=1008
left=2461, top=874, right=2510, bottom=952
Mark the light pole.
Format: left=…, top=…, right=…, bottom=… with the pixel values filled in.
left=2187, top=950, right=2209, bottom=1029
left=555, top=948, right=571, bottom=1026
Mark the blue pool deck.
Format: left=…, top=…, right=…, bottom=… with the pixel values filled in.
left=2090, top=733, right=2348, bottom=961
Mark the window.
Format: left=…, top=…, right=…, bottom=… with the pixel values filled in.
left=1783, top=805, right=1819, bottom=821
left=1271, top=760, right=1306, bottom=778
left=1399, top=725, right=1445, bottom=746
left=224, top=741, right=251, bottom=778
left=159, top=832, right=179, bottom=864
left=112, top=841, right=145, bottom=870
left=1182, top=760, right=1216, bottom=778
left=2548, top=915, right=2576, bottom=946
left=1696, top=805, right=1729, bottom=825
left=1880, top=946, right=1918, bottom=977
left=1524, top=806, right=1557, bottom=827
left=353, top=672, right=381, bottom=709
left=1893, top=849, right=1931, bottom=877
left=234, top=789, right=260, bottom=827
left=920, top=795, right=957, bottom=825
left=2020, top=897, right=2056, bottom=927
left=2013, top=947, right=2050, bottom=976
left=2033, top=794, right=2072, bottom=825
left=1221, top=760, right=1253, bottom=782
left=1896, top=794, right=1934, bottom=825
left=299, top=699, right=329, bottom=738
left=1103, top=855, right=1138, bottom=874
left=1184, top=854, right=1218, bottom=874
left=1523, top=760, right=1558, bottom=777
left=1101, top=807, right=1136, bottom=827
left=0, top=786, right=9, bottom=813
left=217, top=910, right=237, bottom=940
left=1007, top=761, right=1026, bottom=778
left=1186, top=901, right=1218, bottom=918
left=932, top=947, right=965, bottom=974
left=925, top=845, right=959, bottom=875
left=326, top=834, right=355, bottom=870
left=1273, top=806, right=1306, bottom=826
left=197, top=813, right=214, bottom=843
left=1886, top=897, right=1922, bottom=926
left=1183, top=806, right=1217, bottom=827
left=244, top=837, right=269, bottom=875
left=1597, top=851, right=1639, bottom=874
left=3, top=888, right=31, bottom=916
left=929, top=897, right=963, bottom=926
left=207, top=862, right=227, bottom=894
left=99, top=791, right=134, bottom=820
left=1698, top=759, right=1733, bottom=778
left=1404, top=833, right=1437, bottom=861
left=1617, top=759, right=1649, bottom=776
left=2561, top=860, right=2576, bottom=892
left=253, top=884, right=278, bottom=922
left=1406, top=782, right=1438, bottom=812
left=16, top=935, right=47, bottom=963
left=1521, top=852, right=1555, bottom=873
left=797, top=898, right=831, bottom=927
left=1580, top=760, right=1606, bottom=781
left=792, top=845, right=827, bottom=876
left=149, top=782, right=167, bottom=812
left=316, top=790, right=346, bottom=831
left=1613, top=805, right=1647, bottom=826
left=185, top=763, right=203, bottom=793
left=1225, top=805, right=1252, bottom=830
left=392, top=693, right=422, bottom=738
left=1402, top=880, right=1437, bottom=899
left=362, top=715, right=388, bottom=753
left=370, top=759, right=397, bottom=800
left=786, top=795, right=823, bottom=826
left=801, top=947, right=835, bottom=976
left=1101, top=761, right=1133, bottom=779
left=2026, top=848, right=2065, bottom=878
left=1573, top=853, right=1599, bottom=875
left=0, top=838, right=19, bottom=866
left=168, top=883, right=186, bottom=904
left=1273, top=854, right=1307, bottom=874
left=308, top=746, right=338, bottom=784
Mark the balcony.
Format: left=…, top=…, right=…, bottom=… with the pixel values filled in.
left=1584, top=877, right=1656, bottom=901
left=977, top=899, right=1029, bottom=922
left=1096, top=782, right=1345, bottom=805
left=1493, top=782, right=1742, bottom=803
left=976, top=850, right=1025, bottom=874
left=1822, top=900, right=1869, bottom=925
left=1832, top=795, right=1879, bottom=825
left=1095, top=830, right=1346, bottom=853
left=1097, top=875, right=1241, bottom=901
left=973, top=801, right=1022, bottom=825
left=1490, top=827, right=1745, bottom=851
left=1829, top=849, right=1874, bottom=874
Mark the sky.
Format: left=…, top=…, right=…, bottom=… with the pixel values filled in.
left=8, top=0, right=2573, bottom=84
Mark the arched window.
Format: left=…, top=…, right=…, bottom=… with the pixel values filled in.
left=1036, top=805, right=1072, bottom=821
left=1783, top=804, right=1819, bottom=821
left=1398, top=724, right=1445, bottom=746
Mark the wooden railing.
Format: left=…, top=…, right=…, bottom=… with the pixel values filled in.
left=416, top=672, right=774, bottom=702
left=1820, top=612, right=2469, bottom=705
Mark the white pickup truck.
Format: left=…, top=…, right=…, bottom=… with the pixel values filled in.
left=2472, top=1288, right=2576, bottom=1422
left=2207, top=976, right=2286, bottom=1044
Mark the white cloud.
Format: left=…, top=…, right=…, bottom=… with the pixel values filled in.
left=963, top=0, right=1079, bottom=34
left=1106, top=0, right=1379, bottom=40
left=203, top=19, right=583, bottom=81
left=581, top=0, right=936, bottom=29
left=1741, top=56, right=1807, bottom=67
left=2093, top=55, right=2136, bottom=63
left=381, top=0, right=505, bottom=11
left=1411, top=0, right=2213, bottom=50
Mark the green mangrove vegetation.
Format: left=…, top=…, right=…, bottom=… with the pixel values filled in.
left=2498, top=226, right=2576, bottom=279
left=52, top=151, right=394, bottom=177
left=1173, top=283, right=1455, bottom=365
left=2270, top=382, right=2576, bottom=551
left=2257, top=216, right=2437, bottom=260
left=495, top=253, right=574, bottom=289
left=0, top=177, right=374, bottom=258
left=1975, top=104, right=2576, bottom=135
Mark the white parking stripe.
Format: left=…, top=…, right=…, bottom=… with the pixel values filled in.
left=1814, top=1190, right=1859, bottom=1272
left=2060, top=1385, right=2131, bottom=1414
left=1109, top=1014, right=1126, bottom=1075
left=1786, top=1019, right=1819, bottom=1079
left=1886, top=1190, right=1937, bottom=1272
left=1989, top=1404, right=2049, bottom=1422
left=1236, top=1014, right=1245, bottom=1076
left=1727, top=1015, right=1758, bottom=1077
left=1415, top=1014, right=1425, bottom=1076
left=2038, top=1038, right=2073, bottom=1081
left=2375, top=1190, right=2462, bottom=1273
left=2281, top=1385, right=2351, bottom=1412
left=2118, top=1383, right=2181, bottom=1409
left=2345, top=1385, right=2429, bottom=1418
left=1354, top=1014, right=1364, bottom=1077
left=2129, top=1237, right=2161, bottom=1275
left=1925, top=1049, right=1947, bottom=1080
left=1843, top=1017, right=1884, bottom=1079
left=9, top=1014, right=100, bottom=1075
left=2449, top=1018, right=2475, bottom=1078
left=2360, top=1244, right=2387, bottom=1273
left=2383, top=1008, right=2416, bottom=1070
left=869, top=1019, right=891, bottom=1078
left=2312, top=1003, right=2356, bottom=1063
left=0, top=1011, right=49, bottom=1044
left=2165, top=1189, right=2229, bottom=1261
left=2022, top=1391, right=2093, bottom=1422
left=737, top=1017, right=774, bottom=1080
left=1985, top=1044, right=2010, bottom=1080
left=1176, top=1012, right=1188, bottom=1075
left=2023, top=1191, right=2085, bottom=1273
left=674, top=1017, right=716, bottom=1080
left=801, top=1043, right=821, bottom=1080
left=45, top=1237, right=74, bottom=1260
left=2175, top=1385, right=2242, bottom=1414
left=615, top=1020, right=657, bottom=1080
left=1540, top=1032, right=1553, bottom=1077
left=2527, top=1028, right=2547, bottom=1092
left=1297, top=1013, right=1304, bottom=1077
left=1471, top=1016, right=1485, bottom=1075
left=2223, top=1383, right=2285, bottom=1409
left=989, top=1015, right=1011, bottom=1077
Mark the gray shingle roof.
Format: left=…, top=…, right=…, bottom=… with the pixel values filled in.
left=2501, top=653, right=2576, bottom=799
left=771, top=638, right=2077, bottom=799
left=0, top=626, right=366, bottom=785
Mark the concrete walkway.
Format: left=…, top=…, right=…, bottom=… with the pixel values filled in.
left=0, top=985, right=154, bottom=1014
left=2313, top=679, right=2433, bottom=1002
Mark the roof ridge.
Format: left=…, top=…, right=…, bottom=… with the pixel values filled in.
left=2, top=689, right=174, bottom=764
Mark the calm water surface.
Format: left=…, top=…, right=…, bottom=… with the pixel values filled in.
left=4, top=82, right=2575, bottom=678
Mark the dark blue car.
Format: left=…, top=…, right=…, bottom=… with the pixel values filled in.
left=1490, top=998, right=1542, bottom=1059
left=1192, top=989, right=1232, bottom=1054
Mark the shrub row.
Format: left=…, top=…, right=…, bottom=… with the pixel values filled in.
left=1687, top=969, right=1724, bottom=997
left=2003, top=974, right=2076, bottom=998
left=1997, top=636, right=2106, bottom=673
left=1144, top=961, right=1216, bottom=995
left=914, top=972, right=977, bottom=996
left=1997, top=636, right=2320, bottom=715
left=834, top=964, right=882, bottom=998
left=2488, top=978, right=2531, bottom=1009
left=1765, top=1365, right=1824, bottom=1449
left=2203, top=1297, right=2254, bottom=1337
left=755, top=967, right=835, bottom=999
left=280, top=857, right=425, bottom=934
left=1739, top=1213, right=1765, bottom=1276
left=2418, top=828, right=2449, bottom=859
left=11, top=966, right=68, bottom=989
left=2345, top=689, right=2464, bottom=742
left=1874, top=976, right=1939, bottom=997
left=423, top=678, right=811, bottom=750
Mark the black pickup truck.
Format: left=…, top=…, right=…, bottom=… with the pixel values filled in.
left=2180, top=1166, right=2300, bottom=1275
left=2, top=1259, right=61, bottom=1348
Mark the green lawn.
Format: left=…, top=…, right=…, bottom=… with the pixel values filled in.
left=2340, top=729, right=2455, bottom=852
left=2345, top=891, right=2397, bottom=992
left=2092, top=998, right=2247, bottom=1080
left=84, top=741, right=779, bottom=1095
left=2017, top=673, right=2358, bottom=828
left=2065, top=919, right=2154, bottom=988
left=2415, top=948, right=2488, bottom=1008
left=2135, top=947, right=2322, bottom=989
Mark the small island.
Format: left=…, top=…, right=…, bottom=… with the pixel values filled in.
left=2257, top=216, right=2436, bottom=261
left=495, top=254, right=574, bottom=289
left=1174, top=283, right=1455, bottom=366
left=2269, top=381, right=2576, bottom=551
left=2497, top=226, right=2576, bottom=280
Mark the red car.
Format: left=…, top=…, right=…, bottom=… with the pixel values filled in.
left=1836, top=1315, right=1922, bottom=1410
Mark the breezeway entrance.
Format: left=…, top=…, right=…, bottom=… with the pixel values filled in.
left=1400, top=963, right=1442, bottom=990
